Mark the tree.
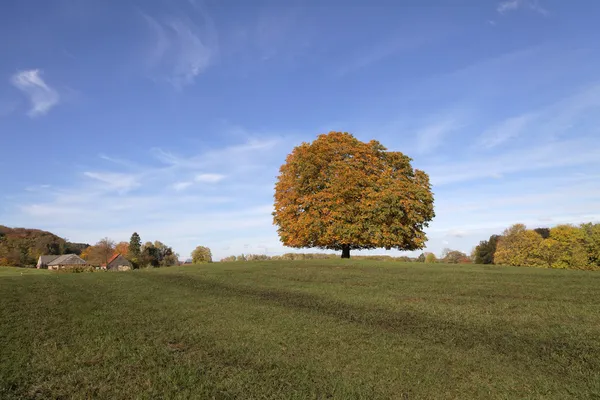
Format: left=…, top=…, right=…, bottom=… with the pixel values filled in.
left=129, top=232, right=141, bottom=262
left=141, top=242, right=160, bottom=267
left=81, top=238, right=115, bottom=266
left=581, top=223, right=600, bottom=268
left=494, top=224, right=543, bottom=267
left=416, top=253, right=426, bottom=262
left=443, top=249, right=469, bottom=264
left=191, top=246, right=212, bottom=263
left=424, top=252, right=437, bottom=263
left=0, top=226, right=68, bottom=267
left=154, top=241, right=178, bottom=266
left=536, top=238, right=562, bottom=268
left=139, top=241, right=177, bottom=267
left=533, top=228, right=551, bottom=239
left=473, top=235, right=499, bottom=264
left=548, top=225, right=589, bottom=269
left=114, top=242, right=129, bottom=257
left=273, top=132, right=435, bottom=259
left=63, top=242, right=90, bottom=256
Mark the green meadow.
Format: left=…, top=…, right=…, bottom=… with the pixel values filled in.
left=1, top=261, right=599, bottom=399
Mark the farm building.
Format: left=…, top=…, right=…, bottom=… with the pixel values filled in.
left=37, top=254, right=89, bottom=270
left=37, top=255, right=59, bottom=269
left=103, top=253, right=132, bottom=271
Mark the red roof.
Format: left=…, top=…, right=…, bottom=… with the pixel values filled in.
left=106, top=253, right=121, bottom=265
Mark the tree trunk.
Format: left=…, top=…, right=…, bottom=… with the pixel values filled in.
left=341, top=244, right=350, bottom=259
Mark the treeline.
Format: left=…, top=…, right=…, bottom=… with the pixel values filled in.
left=220, top=253, right=415, bottom=262
left=81, top=233, right=180, bottom=268
left=0, top=226, right=89, bottom=267
left=416, top=249, right=471, bottom=264
left=0, top=226, right=209, bottom=269
left=473, top=223, right=600, bottom=270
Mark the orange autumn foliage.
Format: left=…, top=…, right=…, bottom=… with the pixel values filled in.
left=114, top=242, right=129, bottom=257
left=273, top=132, right=435, bottom=257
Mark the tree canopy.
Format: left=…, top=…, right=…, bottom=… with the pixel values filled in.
left=473, top=235, right=499, bottom=264
left=273, top=132, right=435, bottom=258
left=191, top=246, right=212, bottom=263
left=81, top=238, right=115, bottom=266
left=493, top=223, right=595, bottom=270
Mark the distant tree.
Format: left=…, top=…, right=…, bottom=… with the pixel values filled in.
left=64, top=242, right=90, bottom=256
left=81, top=238, right=116, bottom=266
left=533, top=228, right=551, bottom=239
left=97, top=238, right=115, bottom=265
left=273, top=131, right=435, bottom=259
left=191, top=246, right=213, bottom=263
left=473, top=235, right=500, bottom=264
left=581, top=223, right=600, bottom=268
left=494, top=224, right=543, bottom=267
left=424, top=253, right=437, bottom=263
left=548, top=225, right=589, bottom=269
left=129, top=232, right=142, bottom=264
left=536, top=238, right=562, bottom=268
left=141, top=242, right=160, bottom=267
left=416, top=253, right=426, bottom=262
left=0, top=227, right=72, bottom=266
left=153, top=241, right=178, bottom=266
left=114, top=242, right=129, bottom=257
left=443, top=249, right=469, bottom=264
left=162, top=252, right=179, bottom=267
left=220, top=256, right=237, bottom=262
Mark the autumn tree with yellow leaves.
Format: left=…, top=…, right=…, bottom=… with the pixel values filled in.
left=273, top=132, right=435, bottom=258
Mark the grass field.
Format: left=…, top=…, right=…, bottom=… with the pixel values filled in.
left=1, top=261, right=599, bottom=399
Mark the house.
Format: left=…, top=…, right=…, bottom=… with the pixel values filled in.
left=37, top=255, right=59, bottom=269
left=103, top=253, right=132, bottom=271
left=37, top=254, right=89, bottom=270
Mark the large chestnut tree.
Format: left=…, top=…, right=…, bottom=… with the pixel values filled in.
left=273, top=132, right=435, bottom=258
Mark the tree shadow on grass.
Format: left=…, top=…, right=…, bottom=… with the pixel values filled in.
left=133, top=273, right=600, bottom=380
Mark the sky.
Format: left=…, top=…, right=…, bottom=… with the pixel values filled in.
left=1, top=0, right=599, bottom=261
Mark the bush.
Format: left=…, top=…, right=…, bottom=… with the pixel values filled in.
left=55, top=265, right=96, bottom=273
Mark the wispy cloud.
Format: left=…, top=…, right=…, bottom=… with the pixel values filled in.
left=84, top=172, right=140, bottom=193
left=335, top=34, right=432, bottom=78
left=10, top=69, right=60, bottom=117
left=477, top=113, right=536, bottom=149
left=172, top=181, right=193, bottom=191
left=4, top=128, right=291, bottom=260
left=474, top=82, right=600, bottom=151
left=415, top=118, right=463, bottom=155
left=427, top=135, right=599, bottom=186
left=195, top=173, right=225, bottom=183
left=497, top=0, right=548, bottom=15
left=143, top=9, right=217, bottom=88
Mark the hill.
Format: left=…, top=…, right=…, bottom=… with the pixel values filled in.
left=0, top=225, right=89, bottom=267
left=1, top=261, right=599, bottom=399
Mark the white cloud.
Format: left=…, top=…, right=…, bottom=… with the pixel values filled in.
left=151, top=137, right=282, bottom=171
left=4, top=129, right=290, bottom=261
left=431, top=83, right=600, bottom=185
left=143, top=10, right=216, bottom=88
left=497, top=0, right=548, bottom=15
left=84, top=172, right=139, bottom=192
left=172, top=181, right=193, bottom=191
left=195, top=173, right=225, bottom=183
left=427, top=136, right=599, bottom=186
left=10, top=69, right=59, bottom=117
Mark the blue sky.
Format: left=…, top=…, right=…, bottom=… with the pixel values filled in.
left=1, top=0, right=599, bottom=260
